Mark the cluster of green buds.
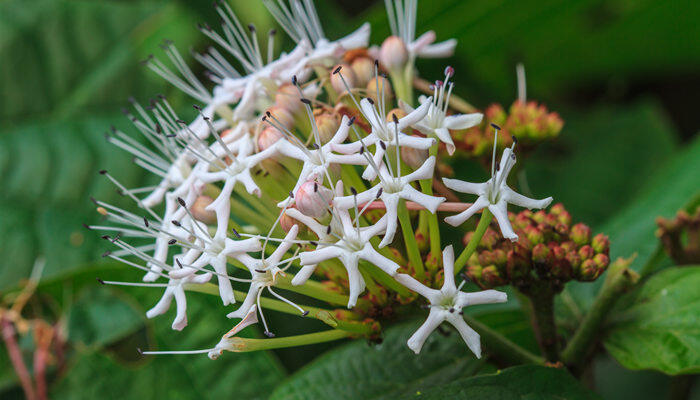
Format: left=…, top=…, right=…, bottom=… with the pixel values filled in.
left=453, top=100, right=563, bottom=158
left=464, top=204, right=610, bottom=293
left=656, top=206, right=700, bottom=265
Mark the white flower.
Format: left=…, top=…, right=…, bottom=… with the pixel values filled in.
left=273, top=114, right=367, bottom=206
left=442, top=135, right=552, bottom=241
left=401, top=67, right=482, bottom=155
left=335, top=95, right=433, bottom=181
left=208, top=305, right=260, bottom=360
left=384, top=0, right=456, bottom=59
left=263, top=0, right=370, bottom=65
left=395, top=245, right=507, bottom=356
left=227, top=226, right=304, bottom=338
left=299, top=183, right=399, bottom=307
left=334, top=156, right=445, bottom=248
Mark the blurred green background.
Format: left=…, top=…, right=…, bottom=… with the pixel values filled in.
left=0, top=0, right=698, bottom=399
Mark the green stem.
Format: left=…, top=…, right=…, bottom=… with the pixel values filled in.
left=464, top=315, right=544, bottom=366
left=527, top=286, right=559, bottom=362
left=420, top=145, right=441, bottom=262
left=275, top=274, right=350, bottom=307
left=561, top=261, right=639, bottom=368
left=397, top=200, right=425, bottom=279
left=224, top=329, right=353, bottom=352
left=454, top=209, right=493, bottom=275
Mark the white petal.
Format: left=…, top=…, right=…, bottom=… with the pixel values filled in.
left=489, top=202, right=518, bottom=241
left=502, top=187, right=553, bottom=210
left=398, top=99, right=432, bottom=130
left=443, top=113, right=483, bottom=130
left=444, top=196, right=489, bottom=227
left=360, top=244, right=399, bottom=276
left=406, top=309, right=444, bottom=354
left=291, top=265, right=317, bottom=286
left=434, top=127, right=456, bottom=155
left=441, top=245, right=456, bottom=289
left=446, top=313, right=481, bottom=358
left=416, top=39, right=457, bottom=58
left=458, top=290, right=508, bottom=307
left=394, top=274, right=439, bottom=299
left=442, top=178, right=487, bottom=196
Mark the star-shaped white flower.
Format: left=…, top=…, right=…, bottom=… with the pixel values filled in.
left=401, top=68, right=482, bottom=155
left=334, top=156, right=445, bottom=248
left=299, top=183, right=399, bottom=307
left=442, top=141, right=552, bottom=241
left=335, top=96, right=433, bottom=181
left=395, top=245, right=507, bottom=356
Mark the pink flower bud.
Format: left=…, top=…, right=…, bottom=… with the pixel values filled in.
left=366, top=76, right=393, bottom=103
left=330, top=63, right=356, bottom=95
left=379, top=36, right=408, bottom=71
left=275, top=83, right=303, bottom=115
left=351, top=57, right=374, bottom=88
left=258, top=126, right=285, bottom=151
left=295, top=181, right=333, bottom=219
left=191, top=196, right=217, bottom=225
left=279, top=210, right=298, bottom=233
left=266, top=105, right=294, bottom=130
left=314, top=111, right=340, bottom=144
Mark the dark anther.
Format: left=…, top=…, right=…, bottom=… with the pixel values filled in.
left=300, top=98, right=311, bottom=105
left=168, top=239, right=177, bottom=245
left=269, top=28, right=277, bottom=35
left=367, top=98, right=375, bottom=105
left=348, top=116, right=356, bottom=126
left=102, top=251, right=111, bottom=258
left=379, top=141, right=387, bottom=150
left=232, top=228, right=241, bottom=238
left=291, top=75, right=298, bottom=85
left=264, top=331, right=275, bottom=338
left=171, top=220, right=181, bottom=227
left=144, top=217, right=149, bottom=227
left=392, top=113, right=399, bottom=124
left=96, top=278, right=105, bottom=285
left=314, top=182, right=318, bottom=192
left=490, top=123, right=501, bottom=130
left=289, top=191, right=295, bottom=198
left=350, top=187, right=358, bottom=196
left=101, top=235, right=110, bottom=240
left=83, top=223, right=91, bottom=230
left=248, top=24, right=256, bottom=32
left=326, top=225, right=332, bottom=234
left=99, top=169, right=107, bottom=175
left=376, top=188, right=383, bottom=198
left=177, top=197, right=186, bottom=207
left=302, top=311, right=309, bottom=316
left=332, top=65, right=342, bottom=75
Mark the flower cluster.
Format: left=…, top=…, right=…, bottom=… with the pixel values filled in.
left=88, top=0, right=558, bottom=360
left=454, top=100, right=563, bottom=158
left=464, top=204, right=611, bottom=292
left=656, top=206, right=700, bottom=265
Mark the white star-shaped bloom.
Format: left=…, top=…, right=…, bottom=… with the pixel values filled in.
left=334, top=156, right=445, bottom=248
left=395, top=245, right=507, bottom=356
left=299, top=183, right=399, bottom=307
left=442, top=139, right=552, bottom=241
left=334, top=96, right=433, bottom=181
left=401, top=68, right=482, bottom=155
left=275, top=114, right=367, bottom=206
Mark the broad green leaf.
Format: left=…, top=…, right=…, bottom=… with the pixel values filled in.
left=604, top=267, right=700, bottom=375
left=269, top=320, right=495, bottom=400
left=0, top=0, right=201, bottom=126
left=391, top=365, right=599, bottom=400
left=53, top=291, right=286, bottom=400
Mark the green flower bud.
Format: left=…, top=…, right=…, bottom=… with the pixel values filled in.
left=478, top=250, right=494, bottom=267
left=578, top=245, right=595, bottom=260
left=532, top=243, right=551, bottom=264
left=524, top=225, right=544, bottom=246
left=560, top=240, right=576, bottom=253
left=565, top=251, right=582, bottom=269
left=577, top=259, right=598, bottom=281
left=592, top=234, right=610, bottom=254
left=507, top=247, right=531, bottom=281
left=481, top=265, right=506, bottom=288
left=593, top=253, right=610, bottom=270
left=492, top=248, right=508, bottom=268
left=570, top=223, right=592, bottom=246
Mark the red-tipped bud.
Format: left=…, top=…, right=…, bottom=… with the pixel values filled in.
left=191, top=196, right=216, bottom=224
left=578, top=259, right=599, bottom=281
left=578, top=245, right=595, bottom=260
left=591, top=234, right=610, bottom=254
left=481, top=265, right=506, bottom=288
left=295, top=181, right=332, bottom=219
left=524, top=225, right=544, bottom=246
left=532, top=243, right=551, bottom=264
left=506, top=247, right=531, bottom=281
left=593, top=253, right=610, bottom=270
left=560, top=240, right=576, bottom=253
left=570, top=223, right=592, bottom=246
left=379, top=36, right=408, bottom=70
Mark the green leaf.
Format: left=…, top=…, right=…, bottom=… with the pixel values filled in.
left=391, top=365, right=599, bottom=400
left=604, top=266, right=700, bottom=375
left=269, top=320, right=495, bottom=400
left=52, top=292, right=286, bottom=400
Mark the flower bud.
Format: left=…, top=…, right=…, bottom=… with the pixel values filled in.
left=314, top=111, right=340, bottom=144
left=593, top=253, right=610, bottom=270
left=578, top=245, right=595, bottom=260
left=523, top=225, right=544, bottom=246
left=570, top=223, right=591, bottom=246
left=330, top=63, right=356, bottom=95
left=266, top=105, right=294, bottom=130
left=591, top=234, right=610, bottom=254
left=467, top=264, right=483, bottom=281
left=379, top=36, right=408, bottom=71
left=560, top=240, right=576, bottom=253
left=401, top=139, right=430, bottom=169
left=506, top=247, right=531, bottom=281
left=481, top=265, right=506, bottom=288
left=366, top=76, right=392, bottom=103
left=577, top=259, right=598, bottom=281
left=551, top=258, right=573, bottom=280
left=532, top=210, right=547, bottom=224
left=191, top=196, right=217, bottom=225
left=295, top=181, right=332, bottom=219
left=258, top=126, right=285, bottom=151
left=492, top=248, right=508, bottom=268
left=480, top=228, right=500, bottom=250
left=279, top=210, right=298, bottom=233
left=275, top=83, right=303, bottom=115
left=351, top=57, right=374, bottom=88
left=478, top=250, right=494, bottom=267
left=532, top=243, right=551, bottom=264
left=566, top=251, right=582, bottom=269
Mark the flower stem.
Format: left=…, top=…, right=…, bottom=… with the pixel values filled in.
left=560, top=259, right=639, bottom=368
left=463, top=315, right=544, bottom=366
left=226, top=329, right=353, bottom=352
left=275, top=274, right=351, bottom=307
left=527, top=286, right=559, bottom=362
left=420, top=145, right=442, bottom=262
left=397, top=200, right=425, bottom=279
left=454, top=209, right=493, bottom=275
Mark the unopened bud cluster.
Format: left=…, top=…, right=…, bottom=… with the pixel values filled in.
left=656, top=206, right=700, bottom=265
left=454, top=100, right=563, bottom=158
left=464, top=204, right=610, bottom=292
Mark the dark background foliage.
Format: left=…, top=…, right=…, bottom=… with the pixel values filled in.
left=0, top=0, right=698, bottom=399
